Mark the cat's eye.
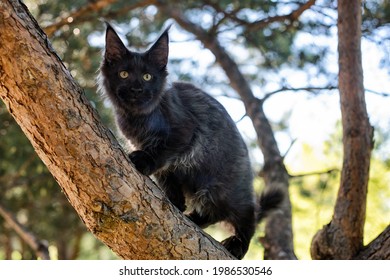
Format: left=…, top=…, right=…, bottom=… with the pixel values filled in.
left=119, top=71, right=129, bottom=79
left=142, top=73, right=153, bottom=81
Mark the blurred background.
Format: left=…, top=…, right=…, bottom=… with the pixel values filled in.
left=0, top=0, right=389, bottom=259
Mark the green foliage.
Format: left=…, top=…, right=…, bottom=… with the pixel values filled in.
left=287, top=123, right=390, bottom=259
left=362, top=0, right=390, bottom=33
left=362, top=0, right=390, bottom=71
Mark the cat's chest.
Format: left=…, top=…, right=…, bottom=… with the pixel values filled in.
left=118, top=111, right=170, bottom=146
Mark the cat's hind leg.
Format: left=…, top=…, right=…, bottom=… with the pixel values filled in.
left=188, top=187, right=257, bottom=259
left=186, top=210, right=219, bottom=229
left=221, top=205, right=256, bottom=259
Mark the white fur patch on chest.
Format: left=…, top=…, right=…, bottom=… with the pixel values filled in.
left=171, top=138, right=205, bottom=170
left=184, top=188, right=214, bottom=217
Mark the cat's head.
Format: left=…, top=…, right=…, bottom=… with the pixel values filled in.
left=99, top=23, right=169, bottom=115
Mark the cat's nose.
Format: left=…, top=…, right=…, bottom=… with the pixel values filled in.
left=131, top=88, right=143, bottom=94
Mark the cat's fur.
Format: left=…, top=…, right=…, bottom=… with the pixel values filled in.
left=99, top=23, right=283, bottom=259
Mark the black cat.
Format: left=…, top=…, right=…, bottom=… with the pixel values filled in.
left=99, top=23, right=283, bottom=259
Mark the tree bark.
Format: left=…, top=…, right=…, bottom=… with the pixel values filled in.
left=0, top=0, right=233, bottom=260
left=158, top=4, right=297, bottom=260
left=354, top=225, right=390, bottom=260
left=311, top=0, right=374, bottom=259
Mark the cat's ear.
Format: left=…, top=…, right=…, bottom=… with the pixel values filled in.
left=104, top=23, right=128, bottom=62
left=146, top=26, right=170, bottom=70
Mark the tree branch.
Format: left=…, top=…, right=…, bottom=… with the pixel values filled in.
left=260, top=86, right=388, bottom=103
left=0, top=0, right=233, bottom=260
left=289, top=168, right=339, bottom=179
left=202, top=0, right=316, bottom=31
left=261, top=85, right=338, bottom=102
left=354, top=225, right=390, bottom=260
left=0, top=202, right=50, bottom=260
left=43, top=0, right=117, bottom=37
left=43, top=0, right=157, bottom=37
left=311, top=0, right=374, bottom=259
left=365, top=88, right=390, bottom=97
left=282, top=138, right=297, bottom=159
left=245, top=0, right=316, bottom=31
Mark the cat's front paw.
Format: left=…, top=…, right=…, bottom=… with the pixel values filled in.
left=129, top=150, right=155, bottom=176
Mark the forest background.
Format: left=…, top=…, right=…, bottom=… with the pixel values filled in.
left=0, top=0, right=389, bottom=260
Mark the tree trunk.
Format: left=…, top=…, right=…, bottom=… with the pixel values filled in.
left=0, top=0, right=233, bottom=260
left=311, top=0, right=374, bottom=259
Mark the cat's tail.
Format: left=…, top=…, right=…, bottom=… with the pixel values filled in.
left=256, top=188, right=284, bottom=223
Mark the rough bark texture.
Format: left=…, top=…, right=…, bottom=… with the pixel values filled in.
left=0, top=0, right=234, bottom=260
left=310, top=0, right=374, bottom=259
left=158, top=4, right=297, bottom=260
left=354, top=225, right=390, bottom=260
